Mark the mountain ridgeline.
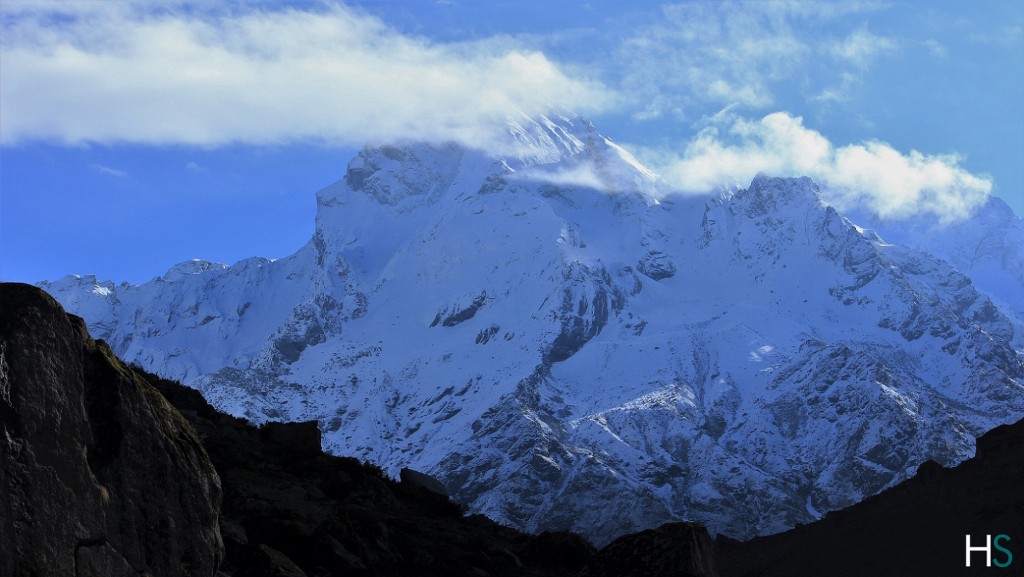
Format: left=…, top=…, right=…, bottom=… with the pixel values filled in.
left=39, top=114, right=1024, bottom=545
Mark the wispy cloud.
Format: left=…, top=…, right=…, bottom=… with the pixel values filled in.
left=923, top=39, right=948, bottom=58
left=811, top=27, right=899, bottom=103
left=0, top=1, right=613, bottom=150
left=831, top=28, right=899, bottom=69
left=969, top=23, right=1024, bottom=46
left=645, top=111, right=991, bottom=222
left=91, top=164, right=128, bottom=178
left=613, top=1, right=896, bottom=119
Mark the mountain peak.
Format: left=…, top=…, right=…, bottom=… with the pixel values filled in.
left=161, top=259, right=228, bottom=282
left=340, top=141, right=469, bottom=207
left=505, top=111, right=591, bottom=166
left=744, top=173, right=820, bottom=202
left=317, top=113, right=667, bottom=229
left=725, top=174, right=827, bottom=226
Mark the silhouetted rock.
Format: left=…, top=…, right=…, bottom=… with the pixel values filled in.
left=259, top=420, right=322, bottom=461
left=522, top=531, right=597, bottom=573
left=234, top=544, right=308, bottom=577
left=0, top=282, right=222, bottom=577
left=401, top=467, right=449, bottom=496
left=579, top=522, right=718, bottom=577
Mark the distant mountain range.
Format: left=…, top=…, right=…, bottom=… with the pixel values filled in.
left=41, top=114, right=1024, bottom=545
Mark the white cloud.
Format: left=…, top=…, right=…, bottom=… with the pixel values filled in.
left=649, top=111, right=991, bottom=222
left=0, top=1, right=613, bottom=150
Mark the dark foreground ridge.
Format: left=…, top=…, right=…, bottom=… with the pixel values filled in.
left=0, top=282, right=715, bottom=577
left=2, top=281, right=1022, bottom=577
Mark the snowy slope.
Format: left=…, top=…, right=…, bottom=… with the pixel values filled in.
left=41, top=114, right=1024, bottom=545
left=845, top=198, right=1024, bottom=333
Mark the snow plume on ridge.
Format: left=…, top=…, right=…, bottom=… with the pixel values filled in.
left=652, top=111, right=993, bottom=222
left=0, top=1, right=612, bottom=151
left=511, top=143, right=660, bottom=195
left=507, top=117, right=663, bottom=196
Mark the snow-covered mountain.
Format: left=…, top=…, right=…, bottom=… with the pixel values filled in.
left=844, top=197, right=1024, bottom=332
left=40, top=114, right=1024, bottom=545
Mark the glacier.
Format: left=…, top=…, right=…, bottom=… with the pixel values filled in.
left=40, top=114, right=1024, bottom=545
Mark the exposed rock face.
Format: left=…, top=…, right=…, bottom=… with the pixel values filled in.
left=637, top=250, right=676, bottom=281
left=0, top=282, right=223, bottom=577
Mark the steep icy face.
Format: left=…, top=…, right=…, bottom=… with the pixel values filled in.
left=844, top=195, right=1024, bottom=334
left=41, top=117, right=1024, bottom=546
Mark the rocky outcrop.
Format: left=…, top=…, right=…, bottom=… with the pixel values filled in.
left=637, top=250, right=676, bottom=281
left=0, top=282, right=222, bottom=577
left=430, top=292, right=488, bottom=328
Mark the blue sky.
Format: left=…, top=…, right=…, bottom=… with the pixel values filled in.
left=1, top=0, right=1021, bottom=284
